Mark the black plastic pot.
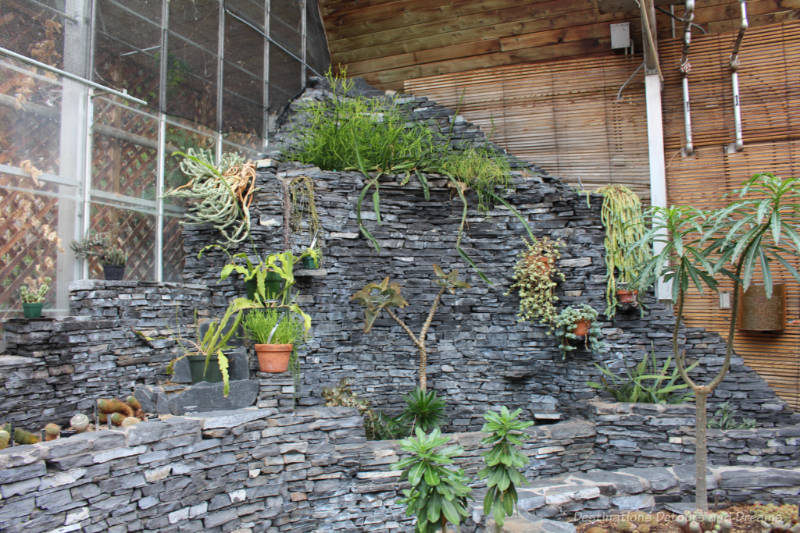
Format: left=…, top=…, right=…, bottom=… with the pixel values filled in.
left=103, top=264, right=125, bottom=280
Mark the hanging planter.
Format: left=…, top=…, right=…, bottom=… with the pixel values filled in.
left=553, top=304, right=607, bottom=359
left=738, top=284, right=785, bottom=331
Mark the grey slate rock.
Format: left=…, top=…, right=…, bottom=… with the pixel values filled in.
left=167, top=380, right=259, bottom=415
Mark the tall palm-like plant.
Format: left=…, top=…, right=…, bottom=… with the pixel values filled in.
left=633, top=172, right=800, bottom=510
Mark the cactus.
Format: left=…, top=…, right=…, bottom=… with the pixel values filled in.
left=70, top=413, right=90, bottom=432
left=97, top=398, right=134, bottom=418
left=110, top=413, right=126, bottom=426
left=13, top=427, right=40, bottom=445
left=0, top=429, right=10, bottom=449
left=126, top=396, right=143, bottom=418
left=44, top=423, right=60, bottom=441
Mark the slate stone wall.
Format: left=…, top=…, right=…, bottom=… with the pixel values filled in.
left=182, top=161, right=793, bottom=431
left=0, top=408, right=597, bottom=533
left=0, top=281, right=212, bottom=427
left=591, top=401, right=800, bottom=469
left=2, top=406, right=799, bottom=533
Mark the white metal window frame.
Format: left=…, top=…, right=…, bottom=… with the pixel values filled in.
left=0, top=0, right=315, bottom=315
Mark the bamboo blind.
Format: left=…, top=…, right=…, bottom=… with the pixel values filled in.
left=660, top=21, right=800, bottom=410
left=404, top=54, right=651, bottom=199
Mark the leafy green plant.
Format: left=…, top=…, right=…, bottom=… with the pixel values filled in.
left=596, top=185, right=649, bottom=317
left=168, top=297, right=257, bottom=396
left=588, top=350, right=696, bottom=404
left=439, top=146, right=512, bottom=213
left=553, top=304, right=606, bottom=359
left=166, top=148, right=256, bottom=245
left=632, top=172, right=800, bottom=510
left=352, top=265, right=469, bottom=390
left=508, top=236, right=564, bottom=326
left=19, top=275, right=50, bottom=303
left=479, top=407, right=532, bottom=530
left=214, top=248, right=311, bottom=332
left=400, top=387, right=446, bottom=434
left=707, top=402, right=756, bottom=429
left=392, top=427, right=472, bottom=533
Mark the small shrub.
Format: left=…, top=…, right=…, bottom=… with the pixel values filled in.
left=392, top=427, right=472, bottom=533
left=479, top=407, right=533, bottom=529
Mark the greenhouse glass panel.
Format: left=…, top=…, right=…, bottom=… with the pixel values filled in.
left=0, top=62, right=63, bottom=177
left=89, top=203, right=156, bottom=281
left=94, top=0, right=161, bottom=106
left=91, top=98, right=158, bottom=201
left=166, top=34, right=218, bottom=129
left=0, top=0, right=66, bottom=70
left=169, top=0, right=219, bottom=54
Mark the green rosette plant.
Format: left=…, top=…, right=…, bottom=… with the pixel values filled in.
left=479, top=407, right=533, bottom=530
left=392, top=427, right=472, bottom=533
left=399, top=387, right=446, bottom=434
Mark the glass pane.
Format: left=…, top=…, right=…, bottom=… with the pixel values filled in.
left=270, top=0, right=301, bottom=57
left=162, top=214, right=184, bottom=282
left=89, top=203, right=156, bottom=280
left=225, top=0, right=265, bottom=31
left=92, top=99, right=159, bottom=200
left=305, top=0, right=330, bottom=76
left=169, top=0, right=218, bottom=53
left=268, top=44, right=302, bottom=114
left=94, top=0, right=161, bottom=106
left=0, top=62, right=63, bottom=176
left=223, top=61, right=263, bottom=148
left=221, top=140, right=260, bottom=160
left=0, top=178, right=72, bottom=317
left=0, top=0, right=67, bottom=70
left=166, top=34, right=217, bottom=129
left=224, top=14, right=264, bottom=76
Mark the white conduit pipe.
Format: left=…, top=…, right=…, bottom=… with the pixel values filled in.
left=729, top=0, right=748, bottom=151
left=680, top=0, right=695, bottom=155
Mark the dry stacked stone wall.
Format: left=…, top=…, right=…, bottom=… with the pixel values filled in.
left=181, top=80, right=795, bottom=431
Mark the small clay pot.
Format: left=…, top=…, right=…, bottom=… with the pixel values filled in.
left=255, top=344, right=293, bottom=373
left=573, top=319, right=591, bottom=337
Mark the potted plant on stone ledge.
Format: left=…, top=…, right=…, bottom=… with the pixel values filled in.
left=243, top=308, right=305, bottom=376
left=71, top=232, right=129, bottom=280
left=19, top=274, right=51, bottom=318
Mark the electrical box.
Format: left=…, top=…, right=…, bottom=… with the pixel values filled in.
left=610, top=23, right=631, bottom=49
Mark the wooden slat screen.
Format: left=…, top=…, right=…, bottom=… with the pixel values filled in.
left=404, top=54, right=652, bottom=199
left=660, top=21, right=800, bottom=409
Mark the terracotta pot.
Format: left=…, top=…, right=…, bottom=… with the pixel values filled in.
left=255, top=344, right=293, bottom=373
left=616, top=289, right=638, bottom=305
left=573, top=319, right=591, bottom=337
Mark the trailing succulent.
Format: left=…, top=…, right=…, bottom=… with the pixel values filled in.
left=508, top=236, right=564, bottom=326
left=552, top=304, right=606, bottom=359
